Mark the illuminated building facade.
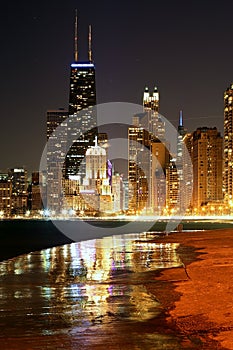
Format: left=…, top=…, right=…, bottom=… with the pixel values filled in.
left=111, top=172, right=124, bottom=213
left=128, top=86, right=168, bottom=214
left=128, top=127, right=150, bottom=213
left=224, top=84, right=233, bottom=203
left=166, top=159, right=179, bottom=211
left=183, top=132, right=193, bottom=212
left=80, top=137, right=112, bottom=214
left=165, top=111, right=187, bottom=214
left=175, top=111, right=189, bottom=213
left=0, top=174, right=12, bottom=216
left=143, top=86, right=165, bottom=140
left=9, top=168, right=28, bottom=215
left=46, top=109, right=68, bottom=213
left=151, top=141, right=168, bottom=214
left=192, top=127, right=223, bottom=211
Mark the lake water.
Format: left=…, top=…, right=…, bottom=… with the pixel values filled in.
left=0, top=231, right=196, bottom=349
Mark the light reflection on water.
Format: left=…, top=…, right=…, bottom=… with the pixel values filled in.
left=0, top=232, right=184, bottom=348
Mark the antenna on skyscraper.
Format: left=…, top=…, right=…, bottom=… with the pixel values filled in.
left=74, top=9, right=78, bottom=62
left=88, top=25, right=92, bottom=62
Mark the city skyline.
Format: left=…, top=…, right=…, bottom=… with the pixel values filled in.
left=1, top=1, right=233, bottom=171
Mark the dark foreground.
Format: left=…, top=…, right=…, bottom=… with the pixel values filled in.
left=0, top=220, right=73, bottom=261
left=0, top=218, right=233, bottom=262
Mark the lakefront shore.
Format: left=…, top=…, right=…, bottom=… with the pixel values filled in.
left=149, top=229, right=233, bottom=349
left=1, top=225, right=233, bottom=349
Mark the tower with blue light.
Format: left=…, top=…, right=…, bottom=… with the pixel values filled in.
left=65, top=11, right=97, bottom=179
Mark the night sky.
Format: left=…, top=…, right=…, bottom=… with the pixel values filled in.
left=1, top=0, right=233, bottom=173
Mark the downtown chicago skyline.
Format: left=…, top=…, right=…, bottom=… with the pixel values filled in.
left=0, top=10, right=232, bottom=217
left=1, top=1, right=232, bottom=171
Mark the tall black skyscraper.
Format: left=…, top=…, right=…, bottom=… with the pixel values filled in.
left=65, top=12, right=97, bottom=179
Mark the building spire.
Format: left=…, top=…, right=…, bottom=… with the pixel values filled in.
left=94, top=135, right=98, bottom=147
left=88, top=25, right=92, bottom=62
left=74, top=9, right=78, bottom=62
left=179, top=110, right=183, bottom=127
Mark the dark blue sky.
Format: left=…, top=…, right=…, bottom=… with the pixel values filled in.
left=1, top=0, right=233, bottom=172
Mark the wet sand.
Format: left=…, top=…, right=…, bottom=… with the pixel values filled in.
left=149, top=229, right=233, bottom=349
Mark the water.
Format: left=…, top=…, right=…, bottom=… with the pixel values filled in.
left=0, top=232, right=191, bottom=349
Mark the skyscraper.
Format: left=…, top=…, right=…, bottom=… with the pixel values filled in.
left=128, top=86, right=168, bottom=214
left=81, top=137, right=112, bottom=213
left=143, top=86, right=165, bottom=140
left=9, top=168, right=28, bottom=215
left=128, top=127, right=150, bottom=213
left=65, top=12, right=97, bottom=179
left=28, top=172, right=43, bottom=213
left=192, top=127, right=223, bottom=211
left=166, top=159, right=179, bottom=212
left=176, top=110, right=188, bottom=213
left=46, top=109, right=68, bottom=213
left=224, top=84, right=233, bottom=203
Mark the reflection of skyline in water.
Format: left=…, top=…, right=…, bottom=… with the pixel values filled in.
left=0, top=232, right=183, bottom=347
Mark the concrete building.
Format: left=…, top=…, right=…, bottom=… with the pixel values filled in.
left=192, top=127, right=223, bottom=212
left=81, top=137, right=112, bottom=214
left=29, top=172, right=43, bottom=213
left=111, top=172, right=124, bottom=213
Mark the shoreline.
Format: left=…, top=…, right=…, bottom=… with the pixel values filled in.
left=149, top=229, right=233, bottom=349
left=1, top=218, right=233, bottom=262
left=0, top=226, right=233, bottom=348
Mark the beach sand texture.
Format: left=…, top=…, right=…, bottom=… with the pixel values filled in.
left=152, top=229, right=233, bottom=349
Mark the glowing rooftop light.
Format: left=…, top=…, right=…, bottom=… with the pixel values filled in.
left=71, top=63, right=94, bottom=68
left=43, top=209, right=50, bottom=217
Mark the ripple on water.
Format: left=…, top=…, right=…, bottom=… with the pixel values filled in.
left=0, top=232, right=185, bottom=349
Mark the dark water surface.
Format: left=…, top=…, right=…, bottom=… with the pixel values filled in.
left=0, top=231, right=196, bottom=349
left=0, top=218, right=232, bottom=262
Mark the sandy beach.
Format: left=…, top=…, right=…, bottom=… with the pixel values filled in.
left=149, top=229, right=233, bottom=349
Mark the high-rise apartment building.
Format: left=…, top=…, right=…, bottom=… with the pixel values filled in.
left=224, top=84, right=233, bottom=203
left=65, top=13, right=97, bottom=179
left=128, top=127, right=150, bottom=213
left=176, top=111, right=190, bottom=213
left=192, top=127, right=223, bottom=211
left=9, top=168, right=28, bottom=215
left=183, top=132, right=193, bottom=212
left=0, top=174, right=12, bottom=216
left=111, top=172, right=124, bottom=213
left=143, top=86, right=165, bottom=140
left=166, top=112, right=189, bottom=214
left=29, top=172, right=43, bottom=212
left=46, top=109, right=68, bottom=213
left=128, top=86, right=168, bottom=214
left=166, top=159, right=179, bottom=211
left=151, top=140, right=168, bottom=213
